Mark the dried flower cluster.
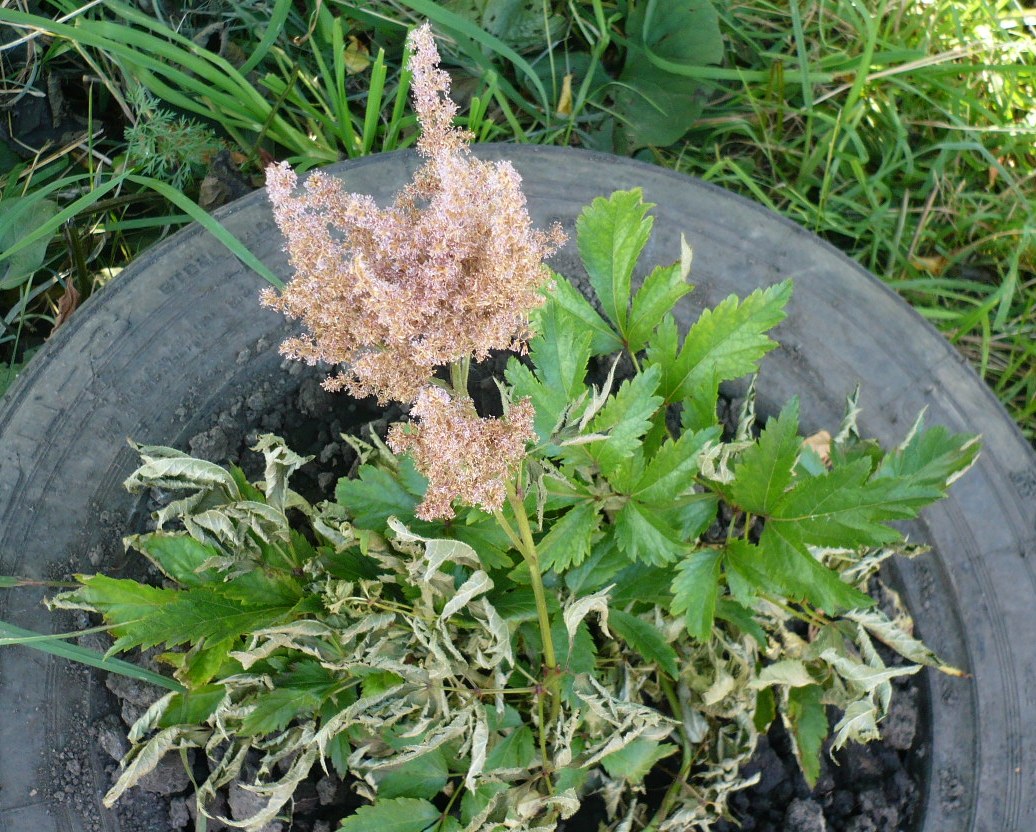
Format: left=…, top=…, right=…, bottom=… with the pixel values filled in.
left=263, top=23, right=563, bottom=518
left=388, top=388, right=535, bottom=520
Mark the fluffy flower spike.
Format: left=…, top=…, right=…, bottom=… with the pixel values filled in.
left=262, top=23, right=565, bottom=405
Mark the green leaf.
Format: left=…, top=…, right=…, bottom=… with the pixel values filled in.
left=875, top=419, right=980, bottom=489
left=634, top=426, right=718, bottom=504
left=767, top=456, right=943, bottom=553
left=337, top=797, right=442, bottom=832
left=754, top=687, right=776, bottom=733
left=609, top=608, right=679, bottom=678
left=538, top=501, right=600, bottom=572
left=615, top=500, right=687, bottom=566
left=647, top=280, right=792, bottom=407
left=785, top=684, right=828, bottom=787
left=728, top=400, right=801, bottom=514
left=484, top=725, right=536, bottom=771
left=757, top=525, right=874, bottom=613
left=0, top=196, right=58, bottom=289
left=715, top=598, right=767, bottom=647
left=627, top=260, right=694, bottom=355
left=584, top=365, right=663, bottom=478
left=551, top=617, right=596, bottom=674
left=528, top=297, right=592, bottom=399
left=614, top=0, right=724, bottom=150
left=72, top=576, right=299, bottom=653
left=158, top=685, right=225, bottom=727
left=504, top=358, right=569, bottom=444
left=548, top=274, right=623, bottom=356
left=601, top=738, right=678, bottom=783
left=241, top=685, right=327, bottom=735
left=671, top=549, right=723, bottom=639
left=576, top=189, right=654, bottom=334
left=376, top=748, right=449, bottom=800
left=336, top=464, right=420, bottom=529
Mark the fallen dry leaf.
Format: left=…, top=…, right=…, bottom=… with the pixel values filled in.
left=909, top=254, right=949, bottom=276
left=52, top=280, right=81, bottom=332
left=556, top=73, right=574, bottom=117
left=344, top=36, right=371, bottom=74
left=802, top=430, right=832, bottom=465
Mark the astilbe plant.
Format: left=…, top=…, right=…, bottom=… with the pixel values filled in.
left=46, top=23, right=980, bottom=832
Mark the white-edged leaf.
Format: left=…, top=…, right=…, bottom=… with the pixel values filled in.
left=831, top=700, right=880, bottom=751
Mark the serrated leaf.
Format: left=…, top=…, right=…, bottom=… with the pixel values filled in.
left=615, top=500, right=687, bottom=566
left=485, top=725, right=536, bottom=770
left=376, top=748, right=449, bottom=800
left=539, top=501, right=600, bottom=571
left=627, top=259, right=694, bottom=354
left=72, top=576, right=298, bottom=653
left=609, top=608, right=679, bottom=678
left=158, top=685, right=225, bottom=728
left=876, top=418, right=981, bottom=489
left=528, top=296, right=592, bottom=399
left=504, top=357, right=570, bottom=444
left=240, top=684, right=329, bottom=735
left=785, top=684, right=828, bottom=787
left=715, top=597, right=767, bottom=646
left=601, top=738, right=678, bottom=783
left=576, top=189, right=654, bottom=334
left=634, top=426, right=718, bottom=504
left=820, top=648, right=921, bottom=693
left=768, top=456, right=938, bottom=549
left=670, top=549, right=723, bottom=639
left=127, top=534, right=221, bottom=589
left=548, top=273, right=624, bottom=355
left=729, top=400, right=800, bottom=514
left=758, top=525, right=874, bottom=613
left=846, top=609, right=962, bottom=674
left=338, top=797, right=442, bottom=832
left=750, top=659, right=816, bottom=689
left=581, top=365, right=663, bottom=478
left=754, top=687, right=776, bottom=732
left=831, top=700, right=880, bottom=751
left=551, top=617, right=596, bottom=674
left=336, top=464, right=420, bottom=529
left=647, top=280, right=792, bottom=407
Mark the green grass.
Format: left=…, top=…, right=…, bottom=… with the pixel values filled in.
left=0, top=0, right=1032, bottom=440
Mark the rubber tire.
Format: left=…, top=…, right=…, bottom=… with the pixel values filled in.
left=1, top=147, right=1034, bottom=832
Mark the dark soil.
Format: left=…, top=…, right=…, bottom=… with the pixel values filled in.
left=53, top=351, right=927, bottom=831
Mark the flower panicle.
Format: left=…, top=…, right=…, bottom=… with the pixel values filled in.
left=388, top=388, right=536, bottom=520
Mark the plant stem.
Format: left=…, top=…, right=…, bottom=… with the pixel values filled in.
left=449, top=356, right=471, bottom=398
left=504, top=479, right=558, bottom=681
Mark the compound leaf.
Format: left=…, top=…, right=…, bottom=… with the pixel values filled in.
left=609, top=608, right=679, bottom=678
left=576, top=189, right=654, bottom=334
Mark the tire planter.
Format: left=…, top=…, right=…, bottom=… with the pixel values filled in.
left=1, top=146, right=1034, bottom=832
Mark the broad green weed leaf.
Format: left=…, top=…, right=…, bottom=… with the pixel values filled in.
left=338, top=797, right=442, bottom=832
left=609, top=608, right=679, bottom=678
left=0, top=196, right=58, bottom=289
left=785, top=684, right=827, bottom=787
left=671, top=549, right=722, bottom=639
left=576, top=189, right=654, bottom=334
left=614, top=0, right=724, bottom=150
left=728, top=400, right=800, bottom=514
